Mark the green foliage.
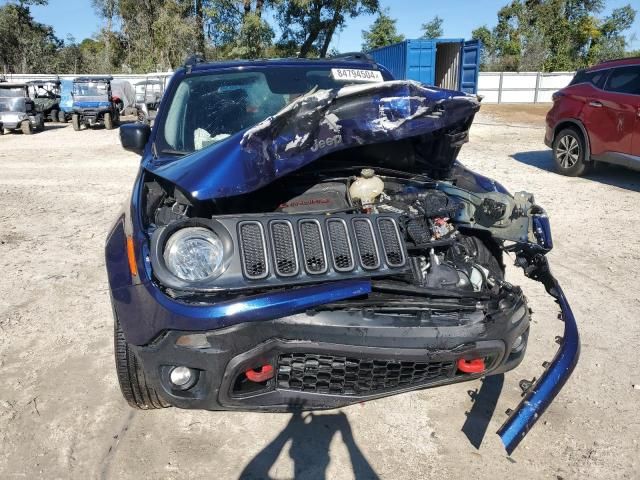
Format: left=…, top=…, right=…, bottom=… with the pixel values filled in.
left=277, top=0, right=379, bottom=58
left=421, top=15, right=443, bottom=39
left=361, top=8, right=404, bottom=51
left=0, top=2, right=61, bottom=74
left=475, top=0, right=637, bottom=72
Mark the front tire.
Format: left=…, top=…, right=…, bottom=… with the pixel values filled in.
left=72, top=114, right=81, bottom=131
left=51, top=109, right=59, bottom=122
left=114, top=316, right=169, bottom=410
left=104, top=112, right=114, bottom=130
left=21, top=120, right=33, bottom=135
left=553, top=128, right=589, bottom=176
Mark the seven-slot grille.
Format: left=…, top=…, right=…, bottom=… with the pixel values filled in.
left=277, top=353, right=455, bottom=395
left=237, top=215, right=405, bottom=281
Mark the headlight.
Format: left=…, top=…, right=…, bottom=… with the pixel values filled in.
left=163, top=227, right=225, bottom=281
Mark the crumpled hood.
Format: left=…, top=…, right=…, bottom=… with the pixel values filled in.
left=146, top=80, right=480, bottom=200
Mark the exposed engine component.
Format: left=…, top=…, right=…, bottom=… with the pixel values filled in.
left=277, top=182, right=348, bottom=213
left=349, top=168, right=384, bottom=206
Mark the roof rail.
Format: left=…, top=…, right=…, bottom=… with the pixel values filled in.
left=184, top=54, right=206, bottom=73
left=330, top=52, right=375, bottom=63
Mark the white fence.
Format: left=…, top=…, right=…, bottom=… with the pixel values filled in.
left=478, top=71, right=575, bottom=103
left=3, top=71, right=576, bottom=104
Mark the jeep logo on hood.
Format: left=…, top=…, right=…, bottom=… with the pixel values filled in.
left=310, top=134, right=342, bottom=152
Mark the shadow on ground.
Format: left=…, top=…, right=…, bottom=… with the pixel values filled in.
left=240, top=411, right=379, bottom=480
left=461, top=374, right=504, bottom=449
left=511, top=150, right=640, bottom=193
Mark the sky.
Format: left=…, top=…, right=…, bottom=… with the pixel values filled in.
left=10, top=0, right=640, bottom=50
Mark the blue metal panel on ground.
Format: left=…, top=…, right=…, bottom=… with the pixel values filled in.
left=460, top=39, right=481, bottom=94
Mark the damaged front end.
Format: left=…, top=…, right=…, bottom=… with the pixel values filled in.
left=108, top=74, right=578, bottom=454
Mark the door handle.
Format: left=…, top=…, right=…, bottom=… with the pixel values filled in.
left=589, top=100, right=603, bottom=108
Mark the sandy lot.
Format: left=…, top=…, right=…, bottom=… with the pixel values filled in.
left=1, top=107, right=639, bottom=480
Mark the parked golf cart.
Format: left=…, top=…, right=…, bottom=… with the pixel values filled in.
left=71, top=76, right=119, bottom=130
left=134, top=78, right=165, bottom=123
left=0, top=82, right=44, bottom=134
left=27, top=79, right=63, bottom=122
left=111, top=80, right=136, bottom=116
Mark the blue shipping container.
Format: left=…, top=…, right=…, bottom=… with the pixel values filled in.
left=369, top=38, right=481, bottom=94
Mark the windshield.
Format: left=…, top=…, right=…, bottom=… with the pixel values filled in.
left=159, top=66, right=386, bottom=154
left=73, top=81, right=109, bottom=100
left=0, top=87, right=26, bottom=98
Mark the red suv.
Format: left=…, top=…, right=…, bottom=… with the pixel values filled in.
left=545, top=57, right=640, bottom=176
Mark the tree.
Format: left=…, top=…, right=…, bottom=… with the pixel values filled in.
left=277, top=0, right=379, bottom=58
left=421, top=15, right=442, bottom=39
left=361, top=8, right=404, bottom=51
left=0, top=2, right=61, bottom=74
left=473, top=1, right=637, bottom=72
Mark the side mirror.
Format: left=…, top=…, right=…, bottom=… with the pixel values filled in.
left=120, top=123, right=151, bottom=155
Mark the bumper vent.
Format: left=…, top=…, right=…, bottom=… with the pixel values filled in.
left=277, top=353, right=455, bottom=395
left=238, top=221, right=268, bottom=279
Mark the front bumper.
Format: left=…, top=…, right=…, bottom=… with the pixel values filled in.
left=130, top=298, right=530, bottom=412
left=0, top=112, right=28, bottom=129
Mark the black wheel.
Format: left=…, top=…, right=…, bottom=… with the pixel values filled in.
left=104, top=112, right=114, bottom=130
left=114, top=315, right=169, bottom=410
left=51, top=109, right=59, bottom=123
left=553, top=128, right=589, bottom=176
left=72, top=114, right=81, bottom=131
left=58, top=111, right=67, bottom=123
left=21, top=120, right=33, bottom=135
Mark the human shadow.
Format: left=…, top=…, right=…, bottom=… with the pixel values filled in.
left=511, top=150, right=640, bottom=193
left=461, top=374, right=504, bottom=449
left=240, top=411, right=379, bottom=480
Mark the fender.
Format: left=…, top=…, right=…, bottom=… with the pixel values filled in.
left=552, top=117, right=592, bottom=162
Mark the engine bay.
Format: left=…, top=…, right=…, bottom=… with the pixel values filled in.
left=140, top=164, right=541, bottom=300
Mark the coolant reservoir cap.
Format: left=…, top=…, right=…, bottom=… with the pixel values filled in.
left=361, top=168, right=375, bottom=178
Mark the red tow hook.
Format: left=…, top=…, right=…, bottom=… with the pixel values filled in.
left=457, top=358, right=486, bottom=374
left=245, top=364, right=275, bottom=382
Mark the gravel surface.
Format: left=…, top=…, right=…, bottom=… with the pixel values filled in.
left=1, top=109, right=639, bottom=479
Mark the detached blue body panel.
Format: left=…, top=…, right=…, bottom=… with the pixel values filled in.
left=498, top=282, right=580, bottom=455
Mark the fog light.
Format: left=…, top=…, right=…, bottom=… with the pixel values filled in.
left=512, top=334, right=525, bottom=353
left=170, top=366, right=195, bottom=388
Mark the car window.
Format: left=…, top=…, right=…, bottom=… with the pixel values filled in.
left=159, top=67, right=386, bottom=154
left=604, top=66, right=640, bottom=95
left=569, top=69, right=608, bottom=88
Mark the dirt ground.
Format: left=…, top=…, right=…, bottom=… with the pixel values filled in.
left=1, top=106, right=639, bottom=479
